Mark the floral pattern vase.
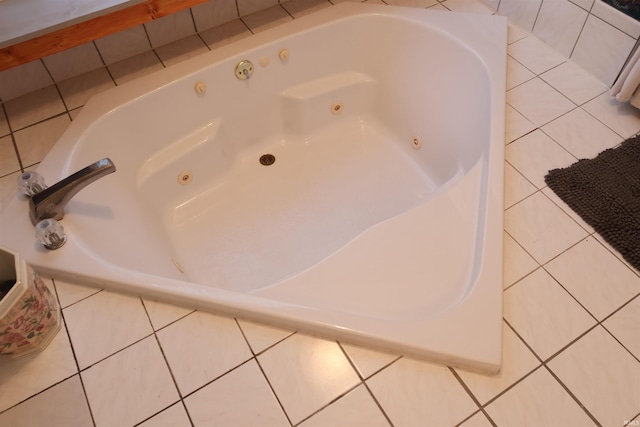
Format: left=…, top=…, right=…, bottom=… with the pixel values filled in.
left=0, top=246, right=60, bottom=357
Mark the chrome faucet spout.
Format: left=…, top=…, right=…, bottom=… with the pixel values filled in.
left=29, top=158, right=116, bottom=225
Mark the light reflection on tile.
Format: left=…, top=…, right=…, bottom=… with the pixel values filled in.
left=156, top=311, right=253, bottom=396
left=367, top=357, right=477, bottom=426
left=185, top=360, right=289, bottom=426
left=257, top=333, right=360, bottom=424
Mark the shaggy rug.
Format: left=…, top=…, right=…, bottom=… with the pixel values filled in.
left=545, top=135, right=640, bottom=270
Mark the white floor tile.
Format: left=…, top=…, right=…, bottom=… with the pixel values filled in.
left=185, top=360, right=289, bottom=426
left=540, top=61, right=608, bottom=105
left=505, top=104, right=536, bottom=144
left=485, top=367, right=596, bottom=426
left=459, top=411, right=494, bottom=427
left=503, top=232, right=538, bottom=288
left=0, top=375, right=92, bottom=427
left=3, top=1, right=640, bottom=426
left=367, top=357, right=477, bottom=426
left=507, top=22, right=530, bottom=44
left=456, top=323, right=540, bottom=405
left=506, top=56, right=536, bottom=90
left=340, top=342, right=399, bottom=379
left=156, top=311, right=252, bottom=396
left=142, top=298, right=194, bottom=331
left=237, top=319, right=295, bottom=354
left=138, top=402, right=192, bottom=427
left=546, top=237, right=640, bottom=320
left=53, top=279, right=101, bottom=309
left=82, top=336, right=179, bottom=427
left=541, top=186, right=594, bottom=233
left=541, top=107, right=623, bottom=159
left=507, top=78, right=576, bottom=127
left=583, top=92, right=640, bottom=139
left=603, top=296, right=640, bottom=360
left=0, top=328, right=77, bottom=412
left=595, top=234, right=640, bottom=273
left=298, top=384, right=389, bottom=427
left=506, top=129, right=577, bottom=189
left=507, top=36, right=567, bottom=75
left=63, top=290, right=153, bottom=369
left=504, top=268, right=595, bottom=360
left=548, top=326, right=640, bottom=426
left=505, top=192, right=588, bottom=264
left=504, top=162, right=537, bottom=209
left=257, top=333, right=360, bottom=424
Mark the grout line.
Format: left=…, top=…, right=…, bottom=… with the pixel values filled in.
left=335, top=342, right=397, bottom=426
left=251, top=356, right=295, bottom=426
left=139, top=299, right=196, bottom=427
left=53, top=278, right=98, bottom=427
left=234, top=318, right=295, bottom=426
left=543, top=364, right=603, bottom=426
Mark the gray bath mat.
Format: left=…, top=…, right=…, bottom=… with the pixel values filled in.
left=544, top=135, right=640, bottom=271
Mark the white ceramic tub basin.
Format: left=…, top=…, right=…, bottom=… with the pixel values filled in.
left=0, top=3, right=507, bottom=373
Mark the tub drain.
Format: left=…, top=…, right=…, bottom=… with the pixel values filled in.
left=259, top=154, right=276, bottom=166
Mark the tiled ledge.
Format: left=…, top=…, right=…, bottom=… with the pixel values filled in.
left=0, top=0, right=286, bottom=103
left=493, top=0, right=640, bottom=86
left=1, top=0, right=637, bottom=104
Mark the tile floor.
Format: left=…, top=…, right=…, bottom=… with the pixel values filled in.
left=1, top=0, right=640, bottom=426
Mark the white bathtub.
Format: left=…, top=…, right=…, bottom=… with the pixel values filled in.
left=0, top=3, right=507, bottom=373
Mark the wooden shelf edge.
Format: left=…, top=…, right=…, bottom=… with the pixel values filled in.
left=0, top=0, right=211, bottom=72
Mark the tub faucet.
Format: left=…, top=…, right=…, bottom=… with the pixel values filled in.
left=28, top=158, right=116, bottom=225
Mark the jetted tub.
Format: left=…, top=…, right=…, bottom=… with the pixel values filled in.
left=0, top=3, right=507, bottom=373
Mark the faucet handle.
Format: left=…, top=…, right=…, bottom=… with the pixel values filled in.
left=17, top=171, right=48, bottom=197
left=35, top=219, right=67, bottom=250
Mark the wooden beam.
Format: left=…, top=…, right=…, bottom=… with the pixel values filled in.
left=0, top=0, right=212, bottom=72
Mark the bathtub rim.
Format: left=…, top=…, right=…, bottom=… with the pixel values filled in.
left=0, top=3, right=507, bottom=374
